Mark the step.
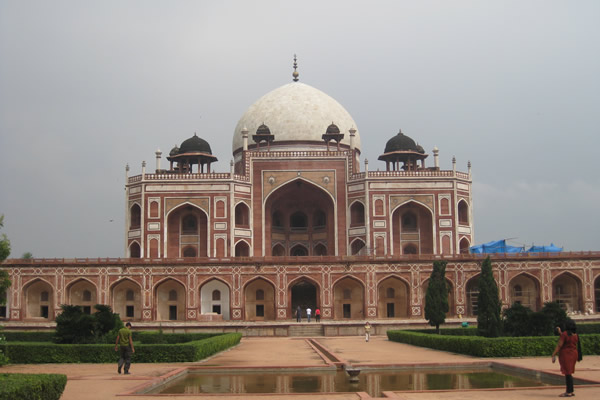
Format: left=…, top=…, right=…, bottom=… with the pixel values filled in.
left=288, top=324, right=324, bottom=337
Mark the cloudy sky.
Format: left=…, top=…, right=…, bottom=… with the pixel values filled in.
left=0, top=1, right=598, bottom=258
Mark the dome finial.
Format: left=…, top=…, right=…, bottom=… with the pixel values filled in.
left=292, top=54, right=299, bottom=82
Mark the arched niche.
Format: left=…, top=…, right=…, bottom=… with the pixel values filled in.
left=129, top=241, right=141, bottom=258
left=166, top=204, right=208, bottom=258
left=333, top=277, right=364, bottom=319
left=200, top=279, right=230, bottom=320
left=67, top=279, right=97, bottom=314
left=235, top=202, right=250, bottom=228
left=377, top=276, right=409, bottom=318
left=459, top=238, right=470, bottom=254
left=350, top=201, right=365, bottom=227
left=392, top=201, right=433, bottom=255
left=509, top=273, right=541, bottom=311
left=289, top=278, right=319, bottom=318
left=350, top=238, right=365, bottom=255
left=130, top=203, right=141, bottom=229
left=552, top=273, right=583, bottom=313
left=464, top=275, right=480, bottom=316
left=235, top=240, right=250, bottom=257
left=111, top=279, right=142, bottom=321
left=155, top=279, right=186, bottom=321
left=458, top=200, right=469, bottom=225
left=244, top=278, right=275, bottom=321
left=24, top=279, right=54, bottom=320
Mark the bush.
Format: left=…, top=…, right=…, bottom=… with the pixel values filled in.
left=54, top=304, right=122, bottom=344
left=387, top=330, right=600, bottom=357
left=3, top=331, right=55, bottom=342
left=503, top=301, right=568, bottom=337
left=577, top=323, right=600, bottom=334
left=412, top=327, right=479, bottom=336
left=137, top=331, right=219, bottom=344
left=0, top=373, right=67, bottom=400
left=0, top=333, right=242, bottom=364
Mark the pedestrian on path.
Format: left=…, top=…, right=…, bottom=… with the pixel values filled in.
left=552, top=319, right=580, bottom=397
left=306, top=307, right=312, bottom=322
left=315, top=308, right=320, bottom=322
left=364, top=321, right=371, bottom=342
left=115, top=322, right=135, bottom=374
left=296, top=305, right=302, bottom=322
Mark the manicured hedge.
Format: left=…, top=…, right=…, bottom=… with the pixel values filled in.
left=0, top=373, right=67, bottom=400
left=3, top=331, right=56, bottom=342
left=412, top=327, right=480, bottom=336
left=137, top=331, right=219, bottom=344
left=0, top=333, right=242, bottom=364
left=387, top=330, right=600, bottom=357
left=577, top=323, right=600, bottom=334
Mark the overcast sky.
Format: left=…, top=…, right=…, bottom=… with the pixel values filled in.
left=1, top=1, right=598, bottom=258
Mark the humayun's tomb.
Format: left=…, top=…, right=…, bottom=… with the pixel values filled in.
left=2, top=61, right=599, bottom=333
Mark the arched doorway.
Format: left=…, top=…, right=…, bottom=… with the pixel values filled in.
left=509, top=274, right=541, bottom=311
left=166, top=204, right=208, bottom=258
left=333, top=277, right=364, bottom=319
left=392, top=201, right=434, bottom=255
left=459, top=238, right=470, bottom=254
left=552, top=273, right=583, bottom=312
left=290, top=279, right=318, bottom=319
left=244, top=278, right=275, bottom=321
left=265, top=179, right=334, bottom=257
left=111, top=279, right=142, bottom=321
left=235, top=241, right=250, bottom=257
left=200, top=279, right=230, bottom=320
left=377, top=277, right=409, bottom=318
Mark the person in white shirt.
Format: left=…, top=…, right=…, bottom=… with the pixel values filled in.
left=306, top=307, right=312, bottom=322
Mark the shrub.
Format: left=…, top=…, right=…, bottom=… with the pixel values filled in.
left=425, top=260, right=448, bottom=333
left=503, top=301, right=568, bottom=337
left=0, top=373, right=67, bottom=400
left=0, top=333, right=242, bottom=364
left=137, top=331, right=219, bottom=344
left=3, top=331, right=55, bottom=342
left=0, top=328, right=8, bottom=366
left=54, top=304, right=122, bottom=344
left=387, top=330, right=600, bottom=357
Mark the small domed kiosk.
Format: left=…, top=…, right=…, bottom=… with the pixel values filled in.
left=167, top=133, right=218, bottom=173
left=378, top=129, right=428, bottom=171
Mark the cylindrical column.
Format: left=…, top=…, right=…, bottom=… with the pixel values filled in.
left=433, top=146, right=439, bottom=169
left=155, top=149, right=162, bottom=172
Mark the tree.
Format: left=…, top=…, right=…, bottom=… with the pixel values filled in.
left=476, top=256, right=502, bottom=337
left=21, top=252, right=33, bottom=259
left=0, top=215, right=11, bottom=305
left=425, top=260, right=449, bottom=334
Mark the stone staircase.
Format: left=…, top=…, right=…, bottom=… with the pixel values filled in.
left=288, top=323, right=324, bottom=337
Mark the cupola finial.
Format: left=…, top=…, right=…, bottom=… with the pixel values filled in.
left=292, top=54, right=299, bottom=82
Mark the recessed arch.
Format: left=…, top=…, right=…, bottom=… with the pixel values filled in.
left=272, top=243, right=285, bottom=257
left=391, top=200, right=434, bottom=255
left=66, top=278, right=97, bottom=314
left=350, top=238, right=366, bottom=255
left=23, top=278, right=54, bottom=320
left=111, top=278, right=142, bottom=320
left=314, top=243, right=327, bottom=256
left=465, top=274, right=480, bottom=316
left=235, top=202, right=250, bottom=228
left=166, top=203, right=208, bottom=258
left=288, top=276, right=320, bottom=319
left=509, top=273, right=541, bottom=311
left=235, top=240, right=250, bottom=257
left=552, top=272, right=583, bottom=312
left=332, top=275, right=365, bottom=319
left=154, top=278, right=186, bottom=321
left=244, top=277, right=275, bottom=321
left=130, top=203, right=141, bottom=230
left=199, top=278, right=231, bottom=320
left=459, top=237, right=470, bottom=254
left=377, top=276, right=409, bottom=318
left=290, top=243, right=308, bottom=257
left=350, top=200, right=365, bottom=227
left=129, top=241, right=141, bottom=258
left=457, top=199, right=469, bottom=225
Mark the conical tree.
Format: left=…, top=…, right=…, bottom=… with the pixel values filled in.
left=425, top=260, right=449, bottom=334
left=477, top=256, right=502, bottom=337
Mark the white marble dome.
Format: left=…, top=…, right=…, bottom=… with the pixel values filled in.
left=233, top=82, right=361, bottom=153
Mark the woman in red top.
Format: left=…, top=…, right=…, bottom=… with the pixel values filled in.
left=315, top=308, right=321, bottom=323
left=552, top=319, right=579, bottom=397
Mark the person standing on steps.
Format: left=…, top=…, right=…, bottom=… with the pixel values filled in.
left=306, top=307, right=312, bottom=323
left=315, top=308, right=321, bottom=323
left=296, top=305, right=302, bottom=322
left=115, top=322, right=135, bottom=374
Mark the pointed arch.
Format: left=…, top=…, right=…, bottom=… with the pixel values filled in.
left=154, top=278, right=186, bottom=321
left=350, top=238, right=366, bottom=255
left=391, top=200, right=434, bottom=255
left=377, top=275, right=409, bottom=318
left=165, top=202, right=209, bottom=258
left=243, top=277, right=276, bottom=321
left=350, top=200, right=365, bottom=227
left=288, top=276, right=321, bottom=319
left=552, top=272, right=583, bottom=312
left=235, top=201, right=250, bottom=228
left=111, top=278, right=142, bottom=320
left=199, top=278, right=231, bottom=320
left=66, top=278, right=98, bottom=313
left=459, top=237, right=470, bottom=254
left=129, top=241, right=141, bottom=258
left=130, top=202, right=141, bottom=230
left=457, top=199, right=469, bottom=225
left=234, top=239, right=250, bottom=257
left=508, top=272, right=541, bottom=311
left=332, top=275, right=365, bottom=319
left=290, top=243, right=308, bottom=257
left=23, top=278, right=54, bottom=320
left=465, top=274, right=480, bottom=316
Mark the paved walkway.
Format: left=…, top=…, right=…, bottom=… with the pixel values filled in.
left=2, top=336, right=600, bottom=399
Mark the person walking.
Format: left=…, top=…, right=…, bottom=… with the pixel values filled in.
left=364, top=321, right=371, bottom=342
left=552, top=319, right=580, bottom=397
left=306, top=307, right=312, bottom=322
left=296, top=305, right=302, bottom=322
left=115, top=322, right=135, bottom=374
left=315, top=308, right=321, bottom=323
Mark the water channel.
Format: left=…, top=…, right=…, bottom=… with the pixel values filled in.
left=147, top=366, right=559, bottom=397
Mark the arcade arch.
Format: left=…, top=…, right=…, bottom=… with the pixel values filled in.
left=235, top=203, right=250, bottom=228
left=459, top=238, right=470, bottom=254
left=289, top=278, right=319, bottom=318
left=333, top=277, right=364, bottom=319
left=244, top=278, right=275, bottom=321
left=235, top=240, right=250, bottom=257
left=350, top=201, right=365, bottom=227
left=129, top=241, right=141, bottom=258
left=130, top=203, right=141, bottom=229
left=111, top=279, right=142, bottom=320
left=458, top=200, right=469, bottom=225
left=595, top=275, right=600, bottom=313
left=377, top=276, right=409, bottom=318
left=200, top=279, right=230, bottom=320
left=392, top=201, right=433, bottom=255
left=465, top=275, right=479, bottom=316
left=155, top=279, right=186, bottom=321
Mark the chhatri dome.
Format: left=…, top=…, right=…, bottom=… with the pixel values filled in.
left=232, top=58, right=361, bottom=154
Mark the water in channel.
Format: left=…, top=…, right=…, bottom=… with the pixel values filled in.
left=149, top=367, right=553, bottom=397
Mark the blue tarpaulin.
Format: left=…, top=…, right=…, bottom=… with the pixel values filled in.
left=527, top=243, right=563, bottom=253
left=470, top=240, right=562, bottom=254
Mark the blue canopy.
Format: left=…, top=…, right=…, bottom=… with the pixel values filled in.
left=527, top=243, right=563, bottom=253
left=470, top=240, right=525, bottom=254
